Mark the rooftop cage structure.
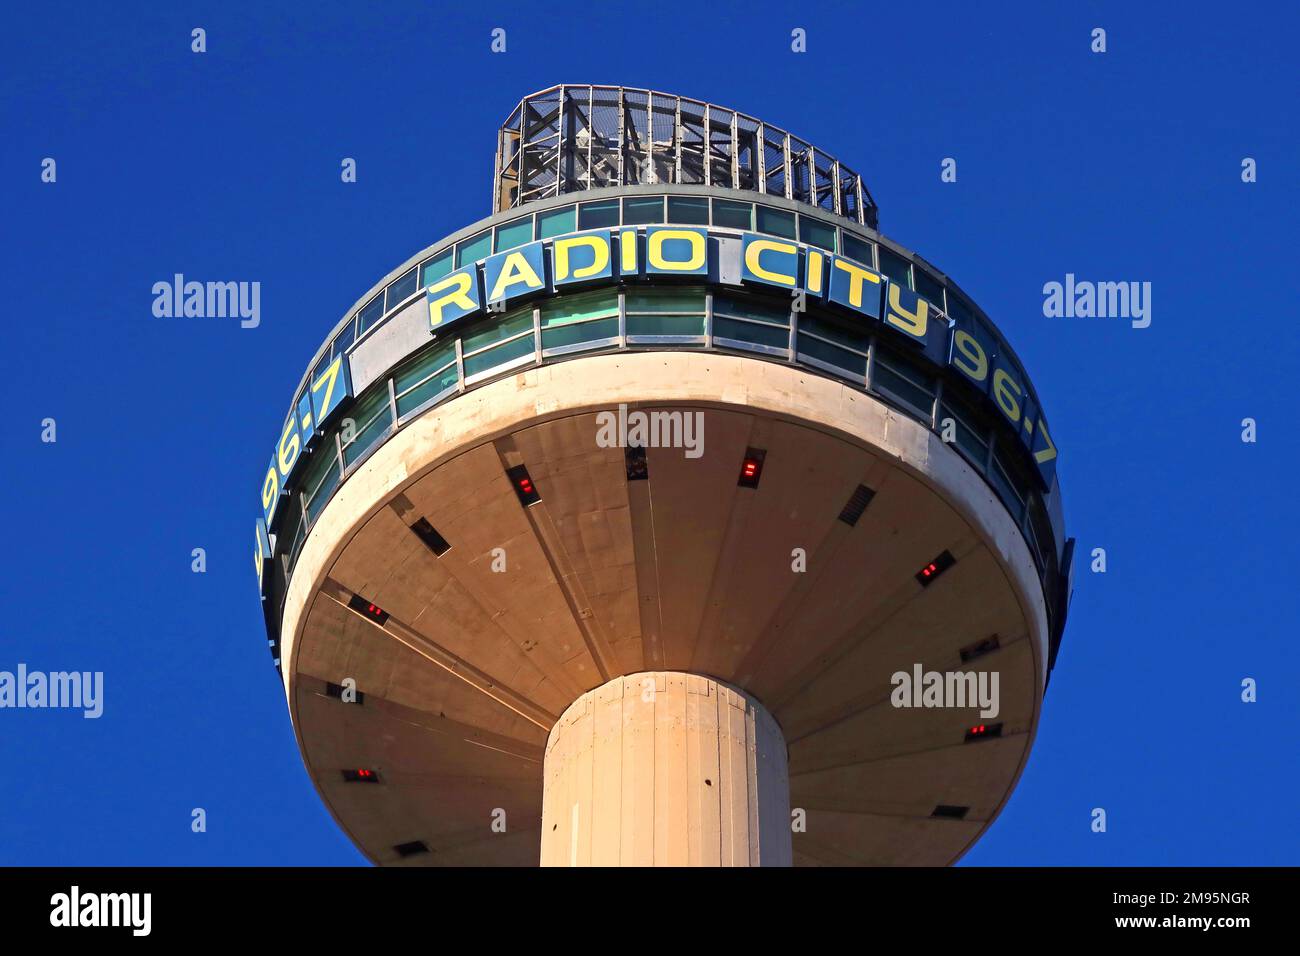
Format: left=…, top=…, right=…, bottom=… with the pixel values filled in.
left=493, top=85, right=880, bottom=229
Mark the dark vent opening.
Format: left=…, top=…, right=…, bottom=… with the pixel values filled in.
left=625, top=445, right=648, bottom=481
left=411, top=516, right=451, bottom=556
left=931, top=805, right=969, bottom=820
left=325, top=681, right=366, bottom=705
left=838, top=484, right=876, bottom=526
left=959, top=635, right=1001, bottom=663
left=393, top=840, right=429, bottom=858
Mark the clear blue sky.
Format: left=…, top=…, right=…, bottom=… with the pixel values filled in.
left=2, top=0, right=1296, bottom=866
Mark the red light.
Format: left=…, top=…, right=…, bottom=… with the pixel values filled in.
left=348, top=593, right=390, bottom=624
left=506, top=465, right=542, bottom=505
left=738, top=450, right=766, bottom=488
left=964, top=720, right=1002, bottom=743
left=915, top=550, right=956, bottom=587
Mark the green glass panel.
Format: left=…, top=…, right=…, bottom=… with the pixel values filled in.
left=541, top=317, right=619, bottom=350
left=914, top=267, right=945, bottom=311
left=712, top=198, right=752, bottom=229
left=456, top=230, right=491, bottom=267
left=797, top=333, right=866, bottom=376
left=940, top=402, right=988, bottom=463
left=536, top=205, right=577, bottom=240
left=385, top=268, right=418, bottom=310
left=494, top=217, right=534, bottom=252
left=420, top=249, right=453, bottom=288
left=799, top=216, right=836, bottom=252
left=623, top=196, right=665, bottom=224
left=625, top=287, right=706, bottom=314
left=874, top=358, right=933, bottom=414
left=800, top=314, right=868, bottom=352
left=626, top=313, right=705, bottom=336
left=578, top=199, right=620, bottom=229
left=341, top=388, right=393, bottom=466
left=667, top=196, right=710, bottom=224
left=877, top=246, right=912, bottom=290
left=713, top=316, right=789, bottom=349
left=393, top=342, right=457, bottom=416
left=394, top=342, right=456, bottom=393
left=462, top=333, right=536, bottom=378
left=395, top=363, right=458, bottom=416
left=356, top=295, right=384, bottom=334
left=755, top=205, right=797, bottom=239
left=461, top=308, right=532, bottom=353
left=539, top=289, right=617, bottom=328
left=841, top=233, right=874, bottom=268
left=713, top=295, right=790, bottom=326
left=301, top=442, right=340, bottom=521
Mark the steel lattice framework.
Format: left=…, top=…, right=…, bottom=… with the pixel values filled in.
left=494, top=84, right=879, bottom=228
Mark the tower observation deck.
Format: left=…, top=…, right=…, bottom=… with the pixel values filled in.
left=255, top=85, right=1074, bottom=866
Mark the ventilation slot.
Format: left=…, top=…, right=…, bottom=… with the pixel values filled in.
left=837, top=484, right=876, bottom=526
left=959, top=635, right=1000, bottom=663
left=931, top=805, right=969, bottom=820
left=411, top=517, right=451, bottom=556
left=393, top=840, right=429, bottom=858
left=625, top=445, right=648, bottom=481
left=325, top=681, right=366, bottom=705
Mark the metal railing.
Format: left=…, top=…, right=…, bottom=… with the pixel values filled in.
left=494, top=86, right=879, bottom=229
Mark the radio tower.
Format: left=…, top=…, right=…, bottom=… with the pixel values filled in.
left=255, top=86, right=1073, bottom=865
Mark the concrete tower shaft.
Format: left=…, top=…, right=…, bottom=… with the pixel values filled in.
left=540, top=672, right=790, bottom=866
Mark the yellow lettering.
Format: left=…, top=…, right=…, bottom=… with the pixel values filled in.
left=832, top=257, right=881, bottom=307
left=993, top=367, right=1022, bottom=422
left=261, top=466, right=278, bottom=511
left=952, top=330, right=988, bottom=382
left=1034, top=419, right=1057, bottom=465
left=620, top=229, right=638, bottom=273
left=744, top=238, right=798, bottom=287
left=647, top=229, right=706, bottom=271
left=886, top=283, right=928, bottom=337
left=489, top=251, right=543, bottom=301
left=806, top=250, right=824, bottom=294
left=427, top=271, right=476, bottom=327
left=554, top=234, right=610, bottom=281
